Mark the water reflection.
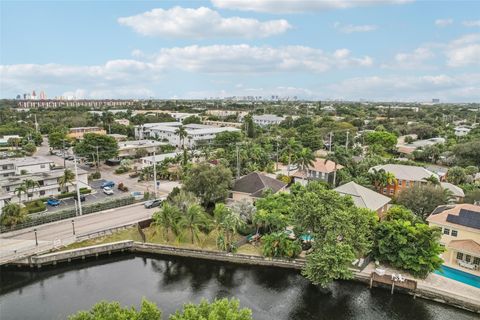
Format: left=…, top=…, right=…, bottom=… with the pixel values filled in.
left=0, top=253, right=477, bottom=320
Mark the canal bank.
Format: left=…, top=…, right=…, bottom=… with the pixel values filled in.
left=8, top=240, right=480, bottom=314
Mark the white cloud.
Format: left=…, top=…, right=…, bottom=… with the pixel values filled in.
left=118, top=7, right=291, bottom=38
left=211, top=0, right=413, bottom=13
left=463, top=20, right=480, bottom=27
left=445, top=33, right=480, bottom=67
left=435, top=18, right=453, bottom=27
left=152, top=44, right=373, bottom=73
left=334, top=22, right=378, bottom=33
left=326, top=73, right=480, bottom=101
left=383, top=47, right=435, bottom=69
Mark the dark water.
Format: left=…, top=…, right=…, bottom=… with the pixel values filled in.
left=0, top=254, right=477, bottom=320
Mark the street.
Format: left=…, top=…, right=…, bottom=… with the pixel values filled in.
left=0, top=203, right=157, bottom=264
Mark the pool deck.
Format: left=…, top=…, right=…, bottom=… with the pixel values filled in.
left=361, top=263, right=480, bottom=313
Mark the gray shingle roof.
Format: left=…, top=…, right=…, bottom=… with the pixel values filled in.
left=232, top=172, right=286, bottom=198
left=334, top=181, right=391, bottom=211
left=370, top=164, right=437, bottom=181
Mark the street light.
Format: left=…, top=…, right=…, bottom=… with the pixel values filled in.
left=71, top=220, right=76, bottom=235
left=33, top=228, right=38, bottom=246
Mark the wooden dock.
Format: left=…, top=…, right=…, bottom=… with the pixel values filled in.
left=369, top=272, right=417, bottom=296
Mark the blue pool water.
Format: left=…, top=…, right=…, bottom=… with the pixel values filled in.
left=434, top=265, right=480, bottom=288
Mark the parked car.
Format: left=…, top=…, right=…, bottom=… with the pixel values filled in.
left=103, top=187, right=114, bottom=195
left=47, top=198, right=61, bottom=206
left=101, top=181, right=115, bottom=188
left=131, top=191, right=143, bottom=200
left=66, top=155, right=74, bottom=161
left=144, top=199, right=163, bottom=209
left=79, top=194, right=86, bottom=202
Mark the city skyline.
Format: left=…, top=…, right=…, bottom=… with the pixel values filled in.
left=1, top=0, right=480, bottom=102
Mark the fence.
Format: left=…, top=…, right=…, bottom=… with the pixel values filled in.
left=0, top=196, right=135, bottom=233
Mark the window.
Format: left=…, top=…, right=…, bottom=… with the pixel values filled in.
left=6, top=186, right=10, bottom=192
left=451, top=230, right=458, bottom=237
left=457, top=252, right=463, bottom=260
left=443, top=228, right=450, bottom=235
left=397, top=179, right=403, bottom=185
left=383, top=188, right=387, bottom=194
left=40, top=190, right=45, bottom=196
left=466, top=255, right=472, bottom=263
left=406, top=181, right=410, bottom=187
left=40, top=164, right=45, bottom=168
left=2, top=165, right=7, bottom=170
left=389, top=189, right=394, bottom=195
left=474, top=257, right=480, bottom=265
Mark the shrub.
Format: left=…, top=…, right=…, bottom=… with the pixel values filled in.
left=89, top=171, right=101, bottom=180
left=118, top=183, right=129, bottom=192
left=24, top=200, right=46, bottom=214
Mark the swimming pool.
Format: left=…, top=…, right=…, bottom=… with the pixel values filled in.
left=434, top=265, right=480, bottom=289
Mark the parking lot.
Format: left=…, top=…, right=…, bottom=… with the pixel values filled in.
left=45, top=179, right=130, bottom=213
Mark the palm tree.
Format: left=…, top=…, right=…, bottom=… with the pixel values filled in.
left=152, top=203, right=183, bottom=242
left=368, top=168, right=397, bottom=193
left=282, top=138, right=301, bottom=176
left=175, top=126, right=188, bottom=149
left=183, top=204, right=209, bottom=244
left=14, top=185, right=27, bottom=203
left=23, top=179, right=39, bottom=201
left=58, top=168, right=75, bottom=192
left=101, top=112, right=115, bottom=133
left=324, top=152, right=346, bottom=187
left=1, top=202, right=27, bottom=227
left=214, top=203, right=244, bottom=251
left=294, top=147, right=315, bottom=179
left=425, top=175, right=440, bottom=185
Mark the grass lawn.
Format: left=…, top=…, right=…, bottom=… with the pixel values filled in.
left=60, top=225, right=245, bottom=252
left=237, top=243, right=262, bottom=256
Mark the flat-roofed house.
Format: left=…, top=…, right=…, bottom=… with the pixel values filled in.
left=334, top=181, right=391, bottom=216
left=427, top=204, right=480, bottom=274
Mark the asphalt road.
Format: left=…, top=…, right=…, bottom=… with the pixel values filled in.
left=0, top=203, right=157, bottom=264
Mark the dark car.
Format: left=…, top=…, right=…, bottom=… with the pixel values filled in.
left=79, top=195, right=86, bottom=202
left=144, top=199, right=163, bottom=209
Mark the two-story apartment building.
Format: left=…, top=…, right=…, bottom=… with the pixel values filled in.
left=134, top=122, right=240, bottom=148
left=369, top=164, right=439, bottom=197
left=427, top=204, right=480, bottom=273
left=118, top=140, right=167, bottom=158
left=0, top=156, right=54, bottom=178
left=67, top=127, right=107, bottom=140
left=292, top=158, right=343, bottom=186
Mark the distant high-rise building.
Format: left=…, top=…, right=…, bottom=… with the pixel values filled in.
left=432, top=98, right=440, bottom=103
left=31, top=90, right=37, bottom=100
left=23, top=93, right=27, bottom=99
left=39, top=91, right=46, bottom=100
left=16, top=94, right=21, bottom=100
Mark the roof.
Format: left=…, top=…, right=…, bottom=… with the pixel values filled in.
left=304, top=158, right=344, bottom=173
left=427, top=204, right=480, bottom=232
left=440, top=182, right=465, bottom=198
left=334, top=181, right=391, bottom=211
left=0, top=156, right=54, bottom=167
left=253, top=114, right=284, bottom=122
left=370, top=164, right=437, bottom=182
left=232, top=172, right=286, bottom=198
left=448, top=239, right=480, bottom=256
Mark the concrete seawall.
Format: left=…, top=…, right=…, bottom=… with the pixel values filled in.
left=9, top=241, right=479, bottom=314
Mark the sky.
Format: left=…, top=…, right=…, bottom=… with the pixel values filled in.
left=0, top=0, right=479, bottom=102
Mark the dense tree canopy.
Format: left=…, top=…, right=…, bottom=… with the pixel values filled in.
left=74, top=133, right=119, bottom=161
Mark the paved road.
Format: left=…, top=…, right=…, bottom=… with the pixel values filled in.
left=0, top=203, right=157, bottom=265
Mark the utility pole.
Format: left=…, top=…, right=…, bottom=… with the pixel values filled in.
left=329, top=132, right=332, bottom=152
left=73, top=154, right=83, bottom=216
left=275, top=137, right=279, bottom=171
left=95, top=146, right=100, bottom=171
left=153, top=151, right=157, bottom=198
left=345, top=131, right=349, bottom=149
left=34, top=114, right=39, bottom=133
left=236, top=144, right=240, bottom=179
left=62, top=139, right=66, bottom=168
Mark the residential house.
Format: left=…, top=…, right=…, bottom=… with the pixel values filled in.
left=67, top=127, right=106, bottom=139
left=369, top=164, right=438, bottom=197
left=114, top=119, right=130, bottom=126
left=454, top=126, right=471, bottom=137
left=292, top=158, right=343, bottom=186
left=140, top=152, right=181, bottom=169
left=118, top=140, right=167, bottom=158
left=0, top=135, right=21, bottom=146
left=231, top=172, right=286, bottom=202
left=334, top=181, right=391, bottom=216
left=427, top=204, right=480, bottom=273
left=440, top=182, right=465, bottom=203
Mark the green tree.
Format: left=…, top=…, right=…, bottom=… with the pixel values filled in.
left=152, top=202, right=183, bottom=241
left=175, top=126, right=188, bottom=149
left=214, top=203, right=245, bottom=252
left=58, top=168, right=75, bottom=193
left=453, top=140, right=480, bottom=166
left=14, top=184, right=27, bottom=203
left=183, top=204, right=209, bottom=244
left=1, top=203, right=28, bottom=227
left=182, top=115, right=202, bottom=125
left=261, top=232, right=302, bottom=258
left=183, top=162, right=232, bottom=208
left=294, top=147, right=315, bottom=177
left=282, top=138, right=301, bottom=176
left=396, top=185, right=452, bottom=220
left=23, top=179, right=39, bottom=201
left=74, top=133, right=119, bottom=162
left=23, top=142, right=36, bottom=155
left=364, top=131, right=397, bottom=151
left=374, top=207, right=444, bottom=278
left=68, top=298, right=161, bottom=320
left=446, top=166, right=466, bottom=185
left=170, top=298, right=253, bottom=320
left=48, top=130, right=68, bottom=150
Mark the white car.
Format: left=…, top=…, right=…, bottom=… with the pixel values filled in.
left=103, top=187, right=114, bottom=195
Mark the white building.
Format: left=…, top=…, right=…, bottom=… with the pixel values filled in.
left=253, top=114, right=285, bottom=126
left=118, top=140, right=167, bottom=158
left=0, top=135, right=21, bottom=146
left=0, top=156, right=54, bottom=177
left=140, top=152, right=181, bottom=168
left=135, top=122, right=240, bottom=148
left=454, top=126, right=471, bottom=137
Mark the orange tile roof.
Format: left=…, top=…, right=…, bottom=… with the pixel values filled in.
left=309, top=158, right=344, bottom=173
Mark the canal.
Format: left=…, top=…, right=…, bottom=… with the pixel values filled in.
left=0, top=253, right=477, bottom=320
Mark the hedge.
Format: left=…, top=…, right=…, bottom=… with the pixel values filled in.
left=24, top=200, right=47, bottom=214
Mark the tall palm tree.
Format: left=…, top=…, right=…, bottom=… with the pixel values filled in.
left=282, top=138, right=301, bottom=176
left=14, top=185, right=27, bottom=203
left=183, top=204, right=209, bottom=244
left=58, top=168, right=75, bottom=192
left=153, top=203, right=183, bottom=242
left=294, top=147, right=315, bottom=179
left=175, top=126, right=188, bottom=149
left=324, top=151, right=348, bottom=187
left=425, top=175, right=440, bottom=185
left=23, top=179, right=39, bottom=201
left=1, top=202, right=27, bottom=227
left=101, top=112, right=115, bottom=133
